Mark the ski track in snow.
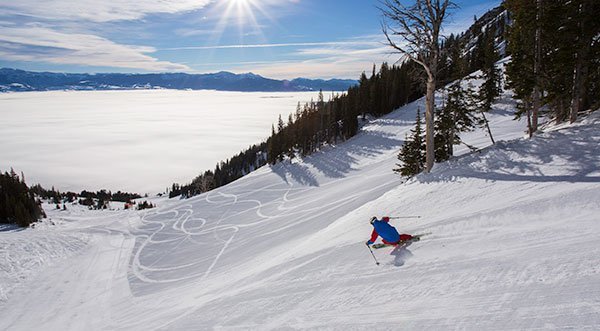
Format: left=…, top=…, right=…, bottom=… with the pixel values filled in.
left=1, top=85, right=600, bottom=330
left=128, top=160, right=399, bottom=290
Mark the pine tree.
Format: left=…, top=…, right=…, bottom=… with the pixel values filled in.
left=287, top=113, right=296, bottom=159
left=0, top=170, right=43, bottom=227
left=267, top=124, right=278, bottom=164
left=505, top=0, right=538, bottom=136
left=435, top=81, right=478, bottom=161
left=506, top=0, right=598, bottom=126
left=15, top=203, right=30, bottom=228
left=562, top=0, right=598, bottom=122
left=395, top=109, right=425, bottom=176
left=277, top=114, right=285, bottom=162
left=358, top=72, right=370, bottom=120
left=479, top=28, right=502, bottom=112
left=477, top=29, right=500, bottom=146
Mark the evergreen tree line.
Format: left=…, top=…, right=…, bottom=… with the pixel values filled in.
left=169, top=61, right=426, bottom=199
left=0, top=170, right=45, bottom=227
left=29, top=185, right=142, bottom=205
left=169, top=143, right=268, bottom=198
left=78, top=189, right=142, bottom=203
left=4, top=175, right=147, bottom=214
left=505, top=0, right=599, bottom=133
left=2, top=174, right=155, bottom=221
left=437, top=6, right=510, bottom=86
left=266, top=61, right=425, bottom=164
left=73, top=190, right=148, bottom=210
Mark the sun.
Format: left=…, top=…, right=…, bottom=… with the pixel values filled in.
left=228, top=0, right=257, bottom=22
left=207, top=0, right=273, bottom=42
left=201, top=0, right=282, bottom=54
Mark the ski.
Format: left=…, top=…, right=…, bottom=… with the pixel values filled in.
left=372, top=232, right=431, bottom=249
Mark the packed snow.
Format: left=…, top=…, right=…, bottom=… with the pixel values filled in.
left=1, top=86, right=599, bottom=330
left=0, top=89, right=322, bottom=194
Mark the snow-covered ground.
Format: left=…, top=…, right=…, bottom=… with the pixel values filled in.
left=0, top=90, right=322, bottom=194
left=1, top=88, right=599, bottom=330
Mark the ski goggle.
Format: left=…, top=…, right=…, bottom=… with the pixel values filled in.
left=370, top=217, right=377, bottom=224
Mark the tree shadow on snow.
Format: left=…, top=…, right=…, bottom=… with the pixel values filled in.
left=0, top=224, right=25, bottom=232
left=489, top=95, right=518, bottom=117
left=304, top=130, right=403, bottom=179
left=272, top=161, right=320, bottom=187
left=422, top=125, right=600, bottom=184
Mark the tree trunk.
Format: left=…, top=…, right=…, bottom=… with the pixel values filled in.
left=449, top=106, right=456, bottom=157
left=526, top=99, right=533, bottom=138
left=480, top=110, right=496, bottom=145
left=532, top=0, right=542, bottom=133
left=425, top=77, right=435, bottom=173
left=532, top=87, right=540, bottom=133
left=448, top=128, right=454, bottom=158
left=570, top=1, right=590, bottom=123
left=570, top=58, right=583, bottom=123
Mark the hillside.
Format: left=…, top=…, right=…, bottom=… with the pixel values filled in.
left=1, top=80, right=599, bottom=329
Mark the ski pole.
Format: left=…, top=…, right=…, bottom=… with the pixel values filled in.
left=389, top=216, right=421, bottom=219
left=366, top=243, right=380, bottom=265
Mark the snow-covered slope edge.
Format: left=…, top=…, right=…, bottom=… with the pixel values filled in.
left=1, top=89, right=599, bottom=330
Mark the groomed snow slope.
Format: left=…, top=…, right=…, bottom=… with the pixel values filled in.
left=1, top=91, right=599, bottom=330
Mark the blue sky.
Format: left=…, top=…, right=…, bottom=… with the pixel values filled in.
left=0, top=0, right=501, bottom=79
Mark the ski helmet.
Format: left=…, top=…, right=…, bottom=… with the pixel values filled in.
left=370, top=216, right=377, bottom=224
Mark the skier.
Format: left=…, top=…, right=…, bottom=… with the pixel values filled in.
left=365, top=216, right=416, bottom=246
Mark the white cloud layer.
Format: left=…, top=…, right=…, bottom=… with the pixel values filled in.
left=0, top=26, right=190, bottom=71
left=0, top=0, right=213, bottom=22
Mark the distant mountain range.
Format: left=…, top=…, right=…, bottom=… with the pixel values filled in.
left=0, top=68, right=357, bottom=92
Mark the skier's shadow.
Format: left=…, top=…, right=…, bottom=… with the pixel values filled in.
left=390, top=242, right=413, bottom=267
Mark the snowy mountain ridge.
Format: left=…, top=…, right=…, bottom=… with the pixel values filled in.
left=0, top=68, right=357, bottom=92
left=1, top=76, right=599, bottom=329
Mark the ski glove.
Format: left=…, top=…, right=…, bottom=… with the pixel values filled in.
left=366, top=240, right=374, bottom=245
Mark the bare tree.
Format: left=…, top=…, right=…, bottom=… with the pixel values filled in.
left=380, top=0, right=456, bottom=173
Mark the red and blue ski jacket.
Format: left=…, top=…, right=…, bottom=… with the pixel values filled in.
left=368, top=217, right=400, bottom=245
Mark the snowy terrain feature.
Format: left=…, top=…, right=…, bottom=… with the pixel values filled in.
left=1, top=87, right=599, bottom=329
left=0, top=89, right=322, bottom=194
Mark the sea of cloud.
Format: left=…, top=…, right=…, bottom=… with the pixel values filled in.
left=0, top=89, right=323, bottom=194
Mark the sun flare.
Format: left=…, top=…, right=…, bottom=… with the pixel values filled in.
left=206, top=0, right=277, bottom=46
left=227, top=0, right=258, bottom=23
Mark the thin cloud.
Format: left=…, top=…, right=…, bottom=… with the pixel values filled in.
left=0, top=0, right=213, bottom=23
left=211, top=37, right=397, bottom=79
left=158, top=40, right=380, bottom=51
left=174, top=28, right=214, bottom=37
left=0, top=26, right=190, bottom=71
